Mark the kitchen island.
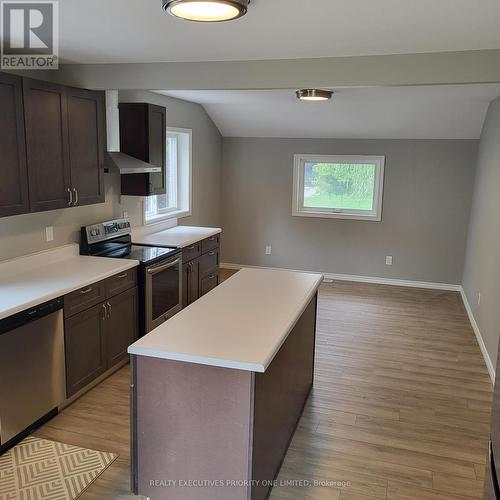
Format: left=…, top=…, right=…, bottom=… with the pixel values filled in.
left=128, top=267, right=323, bottom=500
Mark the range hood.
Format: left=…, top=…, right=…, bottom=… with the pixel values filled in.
left=104, top=90, right=161, bottom=174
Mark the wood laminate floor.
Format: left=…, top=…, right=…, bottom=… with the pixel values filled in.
left=34, top=277, right=493, bottom=500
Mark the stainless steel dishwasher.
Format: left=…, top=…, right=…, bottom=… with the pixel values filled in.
left=0, top=297, right=66, bottom=452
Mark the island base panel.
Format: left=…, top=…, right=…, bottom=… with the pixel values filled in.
left=252, top=293, right=317, bottom=500
left=133, top=356, right=254, bottom=500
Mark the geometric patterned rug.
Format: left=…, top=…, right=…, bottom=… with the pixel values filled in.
left=0, top=436, right=117, bottom=500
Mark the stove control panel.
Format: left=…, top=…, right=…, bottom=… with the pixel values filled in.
left=103, top=220, right=131, bottom=235
left=82, top=218, right=132, bottom=245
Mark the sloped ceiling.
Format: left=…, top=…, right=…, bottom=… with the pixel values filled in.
left=158, top=85, right=500, bottom=139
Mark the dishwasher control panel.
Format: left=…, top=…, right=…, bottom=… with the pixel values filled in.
left=0, top=297, right=63, bottom=335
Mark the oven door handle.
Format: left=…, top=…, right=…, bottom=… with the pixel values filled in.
left=147, top=258, right=180, bottom=275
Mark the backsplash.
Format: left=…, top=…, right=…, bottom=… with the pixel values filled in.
left=0, top=174, right=122, bottom=262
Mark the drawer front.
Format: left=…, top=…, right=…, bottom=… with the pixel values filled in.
left=105, top=267, right=137, bottom=298
left=182, top=242, right=201, bottom=263
left=201, top=234, right=220, bottom=254
left=200, top=272, right=219, bottom=297
left=199, top=248, right=219, bottom=278
left=64, top=281, right=106, bottom=318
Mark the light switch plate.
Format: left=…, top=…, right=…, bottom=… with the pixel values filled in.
left=385, top=255, right=393, bottom=266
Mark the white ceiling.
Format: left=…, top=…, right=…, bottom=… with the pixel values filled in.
left=158, top=85, right=500, bottom=139
left=60, top=0, right=500, bottom=64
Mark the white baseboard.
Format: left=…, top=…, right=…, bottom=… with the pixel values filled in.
left=459, top=287, right=495, bottom=383
left=220, top=262, right=461, bottom=291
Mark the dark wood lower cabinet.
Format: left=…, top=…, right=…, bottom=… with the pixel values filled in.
left=65, top=302, right=107, bottom=397
left=64, top=272, right=138, bottom=398
left=105, top=287, right=138, bottom=367
left=182, top=234, right=221, bottom=308
left=200, top=272, right=219, bottom=296
left=182, top=260, right=199, bottom=308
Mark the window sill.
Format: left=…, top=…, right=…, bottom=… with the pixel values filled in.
left=292, top=210, right=381, bottom=222
left=144, top=209, right=192, bottom=225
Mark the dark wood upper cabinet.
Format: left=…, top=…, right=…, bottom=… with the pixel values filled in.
left=23, top=77, right=72, bottom=212
left=0, top=72, right=106, bottom=218
left=66, top=87, right=105, bottom=206
left=0, top=73, right=29, bottom=218
left=119, top=102, right=166, bottom=196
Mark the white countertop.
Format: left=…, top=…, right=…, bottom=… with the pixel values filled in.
left=128, top=268, right=323, bottom=372
left=132, top=226, right=221, bottom=249
left=0, top=244, right=139, bottom=320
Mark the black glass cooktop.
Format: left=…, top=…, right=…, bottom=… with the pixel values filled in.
left=104, top=244, right=179, bottom=266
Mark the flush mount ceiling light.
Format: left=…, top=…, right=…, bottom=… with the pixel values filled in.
left=296, top=89, right=333, bottom=102
left=162, top=0, right=249, bottom=22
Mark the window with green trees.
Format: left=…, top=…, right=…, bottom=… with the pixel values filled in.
left=293, top=155, right=385, bottom=221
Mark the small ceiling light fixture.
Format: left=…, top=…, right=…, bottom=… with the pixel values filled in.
left=162, top=0, right=250, bottom=22
left=296, top=89, right=333, bottom=102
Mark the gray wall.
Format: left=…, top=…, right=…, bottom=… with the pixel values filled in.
left=0, top=175, right=122, bottom=261
left=221, top=138, right=478, bottom=284
left=462, top=96, right=500, bottom=368
left=0, top=91, right=222, bottom=262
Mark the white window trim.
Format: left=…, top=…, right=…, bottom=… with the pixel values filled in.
left=143, top=127, right=193, bottom=225
left=292, top=154, right=385, bottom=222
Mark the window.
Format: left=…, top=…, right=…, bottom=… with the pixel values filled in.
left=292, top=154, right=385, bottom=221
left=144, top=128, right=192, bottom=223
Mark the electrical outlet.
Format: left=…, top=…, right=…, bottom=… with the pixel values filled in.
left=385, top=255, right=393, bottom=266
left=45, top=226, right=54, bottom=242
left=123, top=211, right=129, bottom=218
left=478, top=292, right=481, bottom=306
left=265, top=245, right=272, bottom=255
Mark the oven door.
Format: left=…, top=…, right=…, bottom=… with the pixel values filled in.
left=145, top=255, right=182, bottom=333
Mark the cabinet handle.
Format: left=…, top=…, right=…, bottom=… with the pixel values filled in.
left=101, top=303, right=107, bottom=320
left=73, top=188, right=79, bottom=206
left=67, top=188, right=73, bottom=206
left=209, top=251, right=215, bottom=256
left=208, top=274, right=217, bottom=280
left=186, top=245, right=195, bottom=250
left=107, top=301, right=112, bottom=317
left=117, top=272, right=128, bottom=279
left=208, top=237, right=215, bottom=241
left=80, top=287, right=93, bottom=294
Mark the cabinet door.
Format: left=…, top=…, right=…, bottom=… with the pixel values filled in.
left=65, top=302, right=107, bottom=397
left=182, top=262, right=190, bottom=308
left=147, top=104, right=166, bottom=195
left=200, top=271, right=218, bottom=297
left=0, top=73, right=29, bottom=218
left=104, top=287, right=138, bottom=368
left=66, top=87, right=105, bottom=206
left=182, top=260, right=199, bottom=308
left=23, top=78, right=71, bottom=212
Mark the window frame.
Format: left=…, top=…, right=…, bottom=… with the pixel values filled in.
left=292, top=154, right=385, bottom=221
left=143, top=127, right=193, bottom=225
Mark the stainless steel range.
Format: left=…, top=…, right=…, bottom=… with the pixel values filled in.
left=81, top=218, right=182, bottom=336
